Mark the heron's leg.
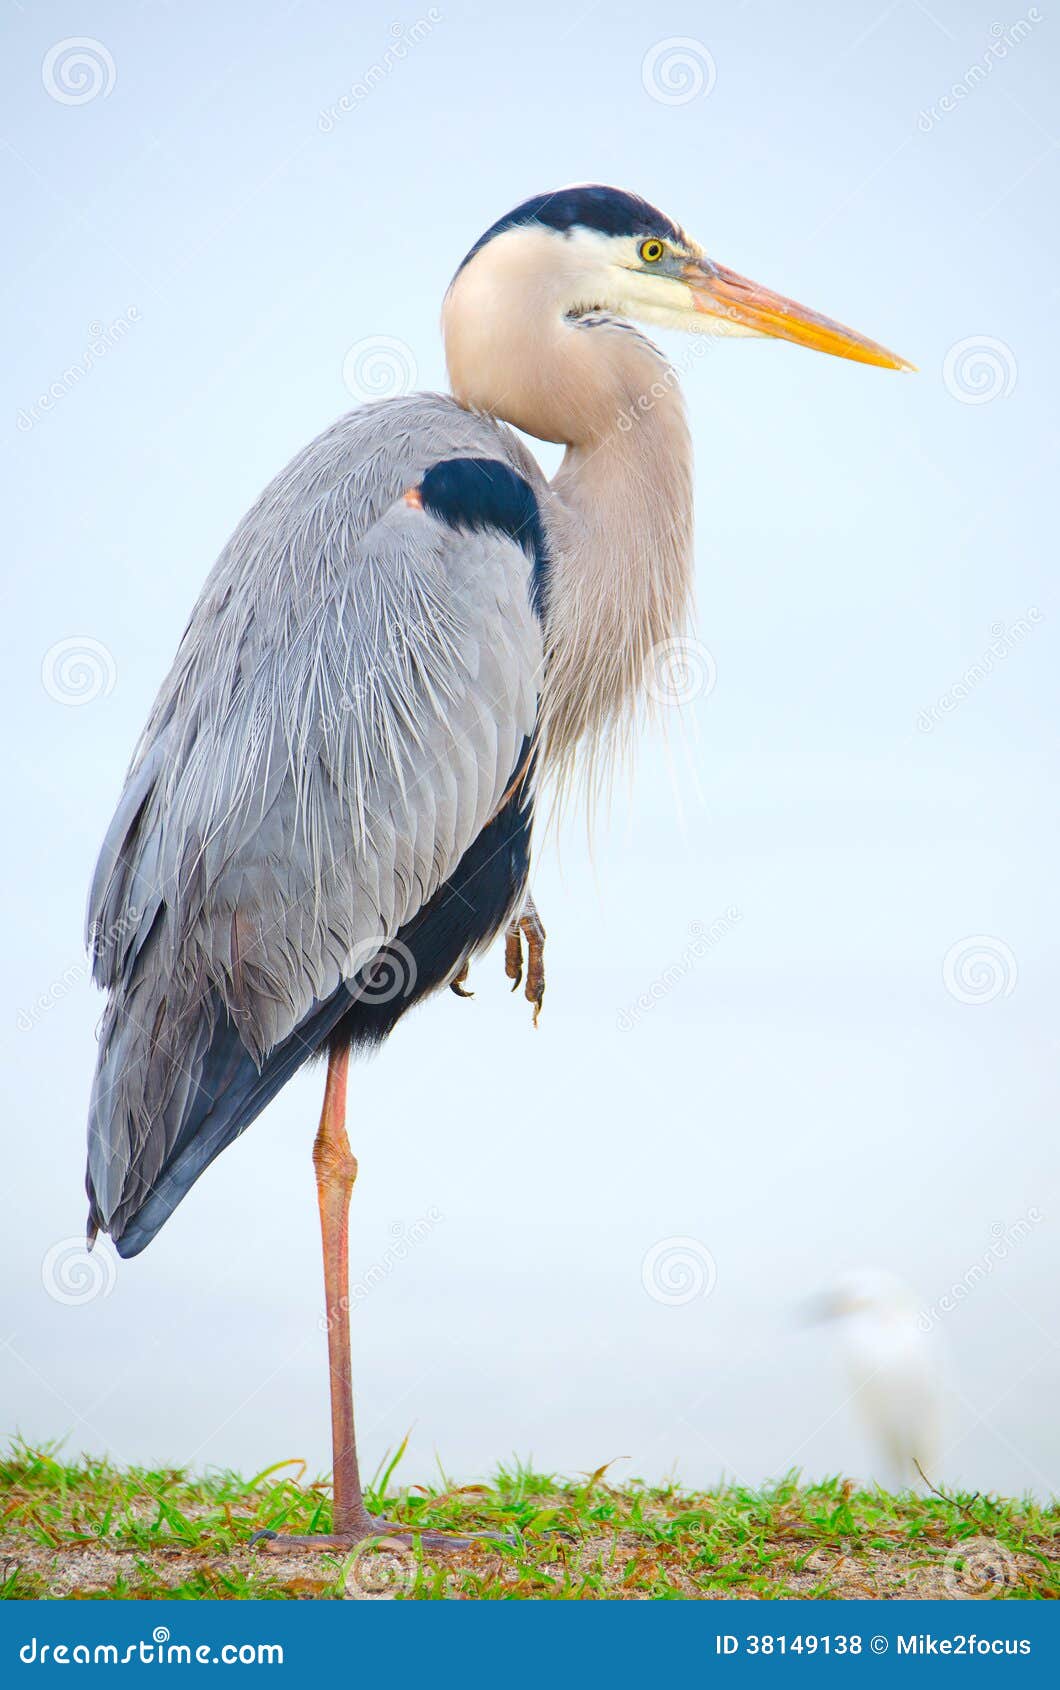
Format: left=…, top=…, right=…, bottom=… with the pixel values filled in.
left=255, top=1044, right=373, bottom=1549
left=504, top=894, right=546, bottom=1026
left=313, top=1042, right=370, bottom=1535
left=253, top=1042, right=508, bottom=1557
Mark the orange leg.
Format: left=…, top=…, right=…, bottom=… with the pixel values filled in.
left=312, top=1043, right=373, bottom=1535
left=254, top=1042, right=504, bottom=1556
left=256, top=1044, right=376, bottom=1549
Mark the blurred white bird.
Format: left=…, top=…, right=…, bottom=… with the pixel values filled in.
left=811, top=1270, right=942, bottom=1492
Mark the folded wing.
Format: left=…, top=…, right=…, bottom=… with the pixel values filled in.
left=86, top=402, right=543, bottom=1249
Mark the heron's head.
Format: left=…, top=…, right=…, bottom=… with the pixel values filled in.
left=444, top=185, right=911, bottom=430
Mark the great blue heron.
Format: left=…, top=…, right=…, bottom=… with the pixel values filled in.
left=86, top=184, right=909, bottom=1550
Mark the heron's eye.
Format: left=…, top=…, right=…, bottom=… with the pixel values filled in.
left=639, top=238, right=666, bottom=263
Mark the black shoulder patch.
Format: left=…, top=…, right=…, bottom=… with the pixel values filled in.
left=421, top=458, right=550, bottom=617
left=455, top=185, right=683, bottom=277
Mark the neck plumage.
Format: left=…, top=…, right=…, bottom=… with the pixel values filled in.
left=544, top=330, right=694, bottom=797
left=445, top=260, right=695, bottom=801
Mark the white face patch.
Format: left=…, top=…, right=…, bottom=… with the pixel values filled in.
left=555, top=228, right=677, bottom=316
left=514, top=225, right=760, bottom=342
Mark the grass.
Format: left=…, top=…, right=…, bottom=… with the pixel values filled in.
left=1, top=1441, right=1057, bottom=1600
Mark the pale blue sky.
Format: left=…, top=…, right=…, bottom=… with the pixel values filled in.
left=2, top=0, right=1058, bottom=1496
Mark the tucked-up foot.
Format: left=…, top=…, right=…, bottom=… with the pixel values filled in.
left=504, top=894, right=546, bottom=1026
left=449, top=958, right=474, bottom=999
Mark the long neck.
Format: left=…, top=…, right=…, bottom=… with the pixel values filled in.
left=544, top=339, right=694, bottom=793
left=444, top=253, right=695, bottom=796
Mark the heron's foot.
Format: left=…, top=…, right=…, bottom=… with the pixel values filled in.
left=449, top=959, right=473, bottom=999
left=504, top=894, right=545, bottom=1027
left=251, top=1517, right=510, bottom=1555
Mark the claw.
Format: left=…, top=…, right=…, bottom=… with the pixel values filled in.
left=504, top=894, right=545, bottom=1026
left=450, top=959, right=473, bottom=999
left=504, top=923, right=523, bottom=993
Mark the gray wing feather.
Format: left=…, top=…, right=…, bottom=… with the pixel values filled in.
left=87, top=395, right=544, bottom=1229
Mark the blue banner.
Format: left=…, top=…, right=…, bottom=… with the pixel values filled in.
left=1, top=1599, right=1055, bottom=1683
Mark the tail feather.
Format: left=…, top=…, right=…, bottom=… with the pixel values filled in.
left=88, top=983, right=352, bottom=1258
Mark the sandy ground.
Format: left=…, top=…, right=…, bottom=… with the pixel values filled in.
left=3, top=1527, right=1045, bottom=1601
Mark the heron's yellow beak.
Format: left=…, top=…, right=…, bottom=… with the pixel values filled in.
left=682, top=258, right=914, bottom=372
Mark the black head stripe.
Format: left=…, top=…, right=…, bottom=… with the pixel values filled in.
left=455, top=186, right=683, bottom=278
